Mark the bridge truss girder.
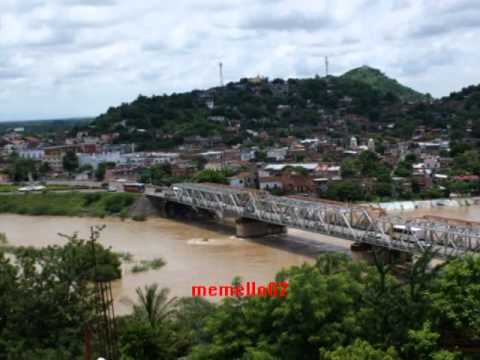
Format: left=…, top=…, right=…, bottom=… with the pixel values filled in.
left=156, top=183, right=480, bottom=259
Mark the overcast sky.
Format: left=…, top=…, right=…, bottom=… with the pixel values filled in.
left=0, top=0, right=479, bottom=121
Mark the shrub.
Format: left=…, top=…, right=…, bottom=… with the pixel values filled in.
left=149, top=258, right=165, bottom=269
left=132, top=214, right=146, bottom=222
left=104, top=194, right=136, bottom=214
left=0, top=233, right=7, bottom=245
left=119, top=209, right=129, bottom=221
left=84, top=193, right=102, bottom=206
left=117, top=252, right=134, bottom=263
left=131, top=264, right=149, bottom=273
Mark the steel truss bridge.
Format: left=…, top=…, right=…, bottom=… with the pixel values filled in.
left=150, top=183, right=480, bottom=259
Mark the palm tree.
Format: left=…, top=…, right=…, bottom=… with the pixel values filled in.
left=130, top=284, right=178, bottom=328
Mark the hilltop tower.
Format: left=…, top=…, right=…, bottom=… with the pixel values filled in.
left=219, top=62, right=224, bottom=87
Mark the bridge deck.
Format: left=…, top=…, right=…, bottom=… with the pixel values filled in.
left=149, top=183, right=480, bottom=259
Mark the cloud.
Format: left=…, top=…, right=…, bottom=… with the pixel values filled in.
left=0, top=0, right=480, bottom=120
left=241, top=10, right=335, bottom=32
left=60, top=0, right=117, bottom=6
left=0, top=69, right=25, bottom=80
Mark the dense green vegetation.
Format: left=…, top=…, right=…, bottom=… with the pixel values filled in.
left=5, top=154, right=50, bottom=182
left=0, top=118, right=90, bottom=135
left=81, top=65, right=480, bottom=150
left=2, top=237, right=479, bottom=359
left=0, top=228, right=121, bottom=357
left=85, top=67, right=417, bottom=149
left=187, top=253, right=479, bottom=360
left=0, top=192, right=138, bottom=217
left=139, top=163, right=235, bottom=186
left=341, top=66, right=429, bottom=102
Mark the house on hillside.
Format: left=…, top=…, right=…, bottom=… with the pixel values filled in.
left=259, top=176, right=283, bottom=191
left=228, top=172, right=256, bottom=189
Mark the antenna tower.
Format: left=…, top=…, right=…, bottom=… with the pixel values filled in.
left=219, top=62, right=224, bottom=87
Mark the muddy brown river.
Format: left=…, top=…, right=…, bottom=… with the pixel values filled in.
left=1, top=205, right=479, bottom=314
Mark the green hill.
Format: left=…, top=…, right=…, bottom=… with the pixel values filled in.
left=341, top=66, right=429, bottom=102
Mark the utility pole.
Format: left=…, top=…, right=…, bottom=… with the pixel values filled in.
left=325, top=56, right=329, bottom=77
left=89, top=226, right=119, bottom=360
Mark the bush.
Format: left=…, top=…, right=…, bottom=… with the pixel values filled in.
left=0, top=233, right=7, bottom=245
left=148, top=258, right=165, bottom=269
left=104, top=194, right=136, bottom=214
left=120, top=209, right=129, bottom=220
left=131, top=258, right=166, bottom=273
left=131, top=264, right=149, bottom=273
left=84, top=193, right=102, bottom=206
left=132, top=214, right=146, bottom=222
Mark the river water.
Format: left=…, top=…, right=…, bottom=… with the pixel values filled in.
left=0, top=215, right=349, bottom=314
left=1, top=205, right=478, bottom=314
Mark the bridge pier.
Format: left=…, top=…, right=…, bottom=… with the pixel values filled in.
left=235, top=218, right=287, bottom=238
left=350, top=242, right=375, bottom=263
left=350, top=242, right=413, bottom=265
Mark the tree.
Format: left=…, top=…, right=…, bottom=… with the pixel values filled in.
left=39, top=162, right=51, bottom=177
left=95, top=162, right=116, bottom=181
left=430, top=256, right=480, bottom=339
left=341, top=159, right=359, bottom=178
left=119, top=284, right=179, bottom=360
left=358, top=150, right=381, bottom=177
left=130, top=284, right=177, bottom=328
left=7, top=154, right=39, bottom=182
left=395, top=160, right=413, bottom=178
left=0, top=227, right=120, bottom=357
left=326, top=181, right=368, bottom=202
left=139, top=163, right=173, bottom=185
left=322, top=339, right=398, bottom=360
left=119, top=320, right=177, bottom=360
left=62, top=150, right=79, bottom=174
left=190, top=254, right=367, bottom=360
left=193, top=169, right=233, bottom=184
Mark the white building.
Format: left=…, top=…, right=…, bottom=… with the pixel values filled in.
left=259, top=177, right=283, bottom=191
left=267, top=147, right=288, bottom=162
left=205, top=99, right=215, bottom=109
left=350, top=136, right=358, bottom=149
left=240, top=149, right=256, bottom=162
left=368, top=138, right=375, bottom=152
left=228, top=172, right=256, bottom=188
left=200, top=151, right=223, bottom=161
left=79, top=152, right=123, bottom=169
left=264, top=163, right=318, bottom=173
left=149, top=152, right=180, bottom=164
left=19, top=149, right=45, bottom=161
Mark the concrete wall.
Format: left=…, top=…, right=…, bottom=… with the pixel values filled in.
left=370, top=197, right=480, bottom=214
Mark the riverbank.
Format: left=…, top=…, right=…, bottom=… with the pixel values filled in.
left=0, top=183, right=100, bottom=193
left=0, top=192, right=139, bottom=217
left=367, top=196, right=480, bottom=213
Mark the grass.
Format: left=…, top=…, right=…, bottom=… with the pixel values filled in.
left=132, top=214, right=147, bottom=222
left=0, top=192, right=139, bottom=217
left=130, top=257, right=166, bottom=273
left=117, top=251, right=134, bottom=263
left=0, top=184, right=18, bottom=193
left=0, top=184, right=92, bottom=193
left=131, top=264, right=149, bottom=273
